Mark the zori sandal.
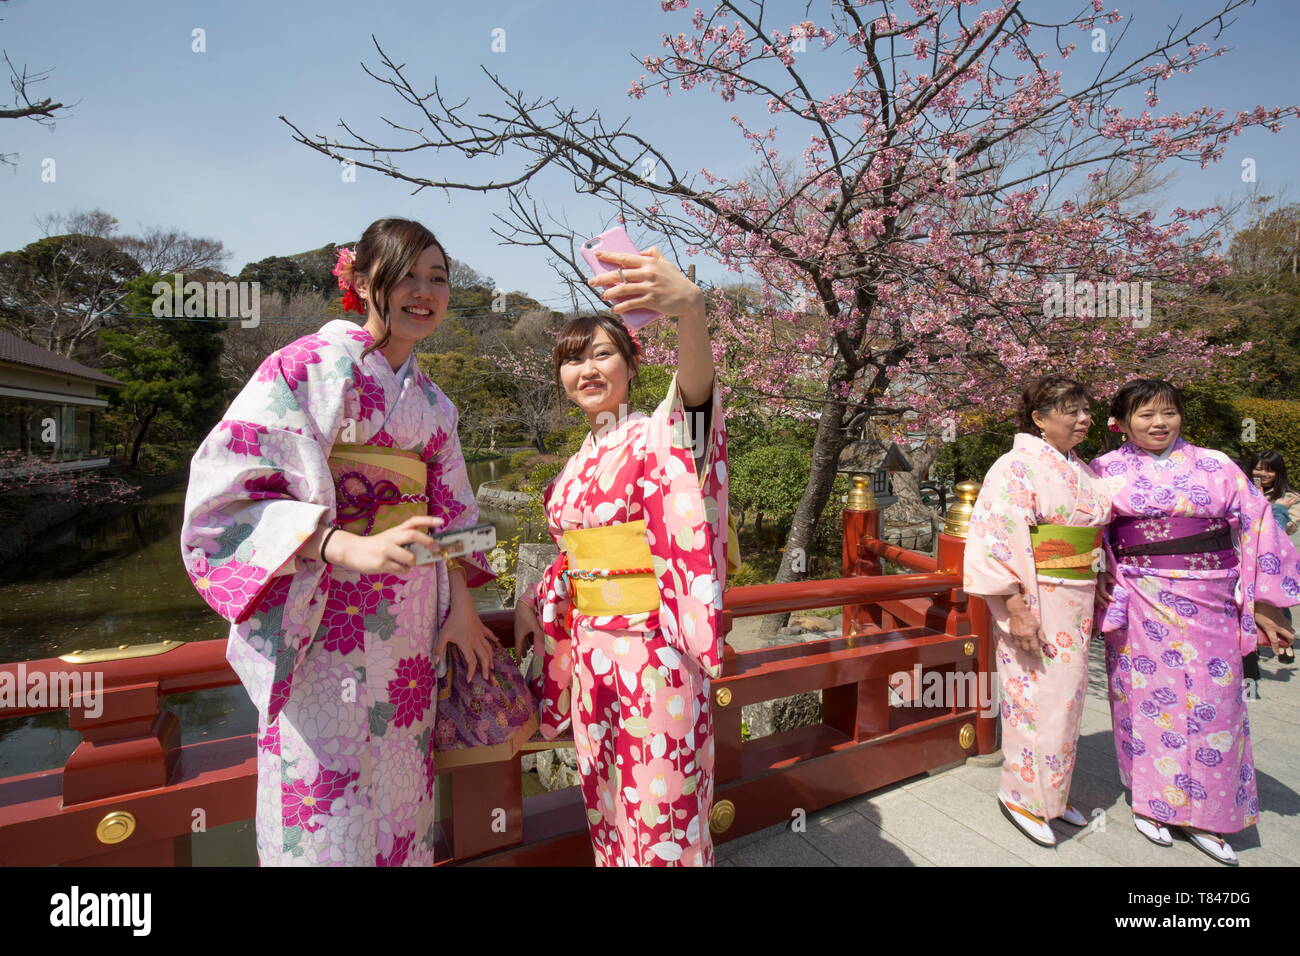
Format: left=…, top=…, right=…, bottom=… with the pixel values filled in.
left=1182, top=827, right=1238, bottom=866
left=999, top=795, right=1056, bottom=847
left=1134, top=815, right=1173, bottom=847
left=1057, top=805, right=1090, bottom=828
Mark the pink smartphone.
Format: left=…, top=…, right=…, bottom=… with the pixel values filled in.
left=579, top=226, right=665, bottom=330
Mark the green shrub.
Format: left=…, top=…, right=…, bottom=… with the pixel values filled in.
left=134, top=442, right=194, bottom=475
left=726, top=562, right=769, bottom=587
left=932, top=419, right=1016, bottom=485
left=506, top=449, right=535, bottom=473
left=1234, top=398, right=1300, bottom=468
left=490, top=534, right=522, bottom=602
left=1178, top=379, right=1244, bottom=455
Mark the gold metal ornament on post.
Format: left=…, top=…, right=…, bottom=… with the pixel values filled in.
left=943, top=480, right=981, bottom=538
left=96, top=811, right=137, bottom=845
left=845, top=473, right=877, bottom=512
left=963, top=640, right=976, bottom=656
left=710, top=799, right=736, bottom=834
left=958, top=723, right=976, bottom=750
left=714, top=687, right=732, bottom=708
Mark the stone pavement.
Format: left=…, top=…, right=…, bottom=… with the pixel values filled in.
left=719, top=643, right=1300, bottom=867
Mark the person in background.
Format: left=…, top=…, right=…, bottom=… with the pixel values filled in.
left=1245, top=450, right=1299, bottom=663
left=1232, top=457, right=1267, bottom=692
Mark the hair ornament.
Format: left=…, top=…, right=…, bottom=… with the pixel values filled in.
left=332, top=245, right=365, bottom=315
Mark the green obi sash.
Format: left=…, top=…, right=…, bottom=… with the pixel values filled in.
left=1029, top=524, right=1102, bottom=581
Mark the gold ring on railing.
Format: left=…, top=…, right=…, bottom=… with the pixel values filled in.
left=710, top=799, right=736, bottom=834
left=96, top=811, right=136, bottom=845
left=714, top=687, right=732, bottom=708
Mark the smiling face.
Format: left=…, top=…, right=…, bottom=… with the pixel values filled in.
left=1252, top=464, right=1277, bottom=491
left=558, top=327, right=635, bottom=423
left=1032, top=398, right=1092, bottom=453
left=1120, top=397, right=1182, bottom=453
left=355, top=243, right=450, bottom=349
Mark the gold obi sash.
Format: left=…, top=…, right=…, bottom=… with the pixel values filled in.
left=560, top=519, right=660, bottom=618
left=1030, top=524, right=1102, bottom=581
left=328, top=444, right=429, bottom=536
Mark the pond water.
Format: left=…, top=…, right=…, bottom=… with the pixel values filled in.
left=0, top=457, right=546, bottom=864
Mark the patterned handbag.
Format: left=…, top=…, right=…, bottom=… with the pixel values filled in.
left=433, top=639, right=540, bottom=768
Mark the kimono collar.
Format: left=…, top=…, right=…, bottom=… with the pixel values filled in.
left=319, top=319, right=420, bottom=387
left=1012, top=431, right=1080, bottom=466
left=392, top=353, right=416, bottom=387
left=585, top=407, right=648, bottom=454
left=1127, top=435, right=1187, bottom=462
left=320, top=318, right=376, bottom=358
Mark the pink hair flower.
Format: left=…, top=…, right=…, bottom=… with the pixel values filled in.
left=332, top=245, right=356, bottom=289
left=332, top=246, right=365, bottom=315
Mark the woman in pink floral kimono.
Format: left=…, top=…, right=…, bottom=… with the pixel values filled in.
left=181, top=218, right=496, bottom=866
left=964, top=376, right=1112, bottom=848
left=1092, top=378, right=1297, bottom=865
left=513, top=247, right=728, bottom=866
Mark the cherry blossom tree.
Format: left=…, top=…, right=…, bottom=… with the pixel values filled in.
left=282, top=1, right=1297, bottom=621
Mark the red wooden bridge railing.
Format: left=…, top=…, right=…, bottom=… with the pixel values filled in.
left=0, top=477, right=994, bottom=866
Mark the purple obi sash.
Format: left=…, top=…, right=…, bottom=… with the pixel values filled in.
left=1111, top=515, right=1237, bottom=571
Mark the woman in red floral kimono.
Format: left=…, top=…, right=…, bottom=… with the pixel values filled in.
left=514, top=247, right=728, bottom=866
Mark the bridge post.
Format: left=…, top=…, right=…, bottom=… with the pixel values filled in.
left=62, top=677, right=190, bottom=865
left=930, top=480, right=997, bottom=755
left=841, top=474, right=882, bottom=636
left=447, top=757, right=525, bottom=860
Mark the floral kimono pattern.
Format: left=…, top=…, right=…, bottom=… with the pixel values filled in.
left=527, top=376, right=729, bottom=866
left=1091, top=438, right=1299, bottom=833
left=964, top=433, right=1112, bottom=819
left=181, top=319, right=493, bottom=866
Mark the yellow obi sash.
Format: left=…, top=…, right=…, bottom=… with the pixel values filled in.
left=1030, top=524, right=1102, bottom=581
left=560, top=519, right=660, bottom=617
left=328, top=443, right=429, bottom=536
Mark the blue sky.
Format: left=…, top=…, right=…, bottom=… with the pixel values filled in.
left=2, top=0, right=1296, bottom=313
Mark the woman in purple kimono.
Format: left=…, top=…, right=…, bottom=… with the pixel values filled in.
left=181, top=218, right=496, bottom=865
left=1092, top=379, right=1297, bottom=865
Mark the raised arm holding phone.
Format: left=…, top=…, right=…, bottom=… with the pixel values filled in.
left=514, top=236, right=733, bottom=866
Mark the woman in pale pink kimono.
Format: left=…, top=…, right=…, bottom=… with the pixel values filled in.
left=181, top=219, right=496, bottom=866
left=964, top=376, right=1112, bottom=848
left=1092, top=378, right=1297, bottom=865
left=513, top=247, right=729, bottom=866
